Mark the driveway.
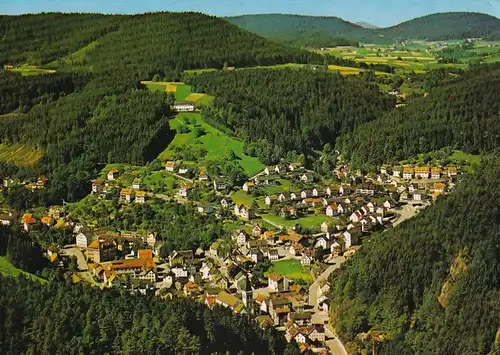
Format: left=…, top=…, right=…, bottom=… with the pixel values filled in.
left=61, top=246, right=88, bottom=271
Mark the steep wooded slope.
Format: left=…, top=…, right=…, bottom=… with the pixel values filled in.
left=329, top=154, right=500, bottom=354
left=336, top=64, right=500, bottom=169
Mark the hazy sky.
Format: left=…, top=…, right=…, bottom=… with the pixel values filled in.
left=1, top=0, right=499, bottom=27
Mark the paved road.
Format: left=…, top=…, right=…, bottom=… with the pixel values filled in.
left=166, top=171, right=193, bottom=184
left=308, top=256, right=345, bottom=308
left=326, top=338, right=349, bottom=355
left=393, top=204, right=417, bottom=227
left=61, top=246, right=88, bottom=271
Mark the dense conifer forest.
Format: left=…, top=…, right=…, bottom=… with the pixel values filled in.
left=336, top=64, right=500, bottom=169
left=227, top=12, right=500, bottom=44
left=188, top=68, right=394, bottom=164
left=328, top=154, right=500, bottom=354
left=0, top=276, right=296, bottom=355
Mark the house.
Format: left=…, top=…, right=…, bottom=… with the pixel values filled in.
left=300, top=174, right=313, bottom=183
left=220, top=197, right=232, bottom=208
left=239, top=206, right=256, bottom=220
left=300, top=190, right=311, bottom=199
left=325, top=203, right=338, bottom=217
left=278, top=192, right=291, bottom=203
left=135, top=191, right=146, bottom=204
left=252, top=224, right=262, bottom=236
left=413, top=191, right=425, bottom=201
left=265, top=195, right=277, bottom=206
left=255, top=175, right=277, bottom=186
left=86, top=239, right=118, bottom=263
left=349, top=210, right=363, bottom=223
left=262, top=230, right=275, bottom=241
left=290, top=192, right=299, bottom=201
left=0, top=214, right=15, bottom=226
left=355, top=185, right=376, bottom=196
left=431, top=167, right=441, bottom=179
left=300, top=253, right=312, bottom=265
left=146, top=233, right=156, bottom=247
left=315, top=236, right=330, bottom=250
left=268, top=273, right=289, bottom=292
left=165, top=161, right=176, bottom=172
left=215, top=291, right=244, bottom=313
left=178, top=165, right=190, bottom=175
left=312, top=188, right=324, bottom=197
left=209, top=241, right=220, bottom=257
left=290, top=243, right=304, bottom=256
left=308, top=325, right=326, bottom=342
left=321, top=221, right=335, bottom=233
left=178, top=186, right=191, bottom=198
left=183, top=281, right=201, bottom=296
left=434, top=182, right=445, bottom=193
left=242, top=182, right=255, bottom=192
left=22, top=214, right=37, bottom=232
left=120, top=188, right=133, bottom=203
left=249, top=248, right=263, bottom=263
left=199, top=172, right=209, bottom=181
left=91, top=179, right=106, bottom=194
left=197, top=204, right=214, bottom=214
left=213, top=178, right=227, bottom=191
left=107, top=169, right=119, bottom=180
left=331, top=241, right=343, bottom=256
left=408, top=184, right=416, bottom=193
left=236, top=231, right=248, bottom=246
left=339, top=185, right=353, bottom=195
left=267, top=248, right=279, bottom=261
left=275, top=164, right=287, bottom=174
left=448, top=166, right=458, bottom=177
left=393, top=167, right=401, bottom=177
left=302, top=197, right=322, bottom=207
left=403, top=167, right=414, bottom=179
left=383, top=200, right=393, bottom=209
left=264, top=166, right=274, bottom=175
left=40, top=216, right=53, bottom=227
left=415, top=167, right=430, bottom=179
left=288, top=162, right=302, bottom=171
left=255, top=315, right=274, bottom=329
left=343, top=228, right=362, bottom=248
left=173, top=101, right=195, bottom=112
left=247, top=239, right=268, bottom=249
left=132, top=178, right=141, bottom=190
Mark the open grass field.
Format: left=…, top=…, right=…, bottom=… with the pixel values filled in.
left=260, top=213, right=336, bottom=229
left=45, top=39, right=101, bottom=69
left=449, top=150, right=481, bottom=166
left=7, top=64, right=56, bottom=76
left=266, top=259, right=312, bottom=283
left=0, top=257, right=46, bottom=282
left=158, top=113, right=264, bottom=176
left=0, top=144, right=42, bottom=167
left=142, top=81, right=214, bottom=106
left=263, top=179, right=294, bottom=195
left=231, top=190, right=256, bottom=206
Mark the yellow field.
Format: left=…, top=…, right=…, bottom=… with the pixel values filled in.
left=328, top=65, right=361, bottom=75
left=0, top=144, right=42, bottom=167
left=184, top=93, right=206, bottom=102
left=166, top=84, right=178, bottom=92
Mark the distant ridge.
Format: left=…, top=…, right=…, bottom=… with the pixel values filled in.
left=226, top=12, right=500, bottom=44
left=355, top=21, right=379, bottom=29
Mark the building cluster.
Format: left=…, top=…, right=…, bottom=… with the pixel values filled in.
left=91, top=169, right=148, bottom=204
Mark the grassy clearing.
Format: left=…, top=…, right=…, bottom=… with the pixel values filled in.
left=159, top=113, right=263, bottom=176
left=174, top=84, right=192, bottom=100
left=46, top=39, right=100, bottom=69
left=260, top=213, right=335, bottom=229
left=0, top=144, right=42, bottom=167
left=7, top=64, right=56, bottom=76
left=263, top=179, right=294, bottom=195
left=0, top=257, right=46, bottom=282
left=449, top=150, right=481, bottom=166
left=266, top=259, right=312, bottom=283
left=231, top=190, right=256, bottom=206
left=328, top=64, right=360, bottom=75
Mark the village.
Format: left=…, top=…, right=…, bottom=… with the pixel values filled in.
left=0, top=158, right=462, bottom=353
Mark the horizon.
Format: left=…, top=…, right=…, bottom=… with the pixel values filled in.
left=1, top=0, right=499, bottom=27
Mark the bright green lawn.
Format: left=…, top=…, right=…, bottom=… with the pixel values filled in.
left=159, top=113, right=264, bottom=176
left=0, top=257, right=46, bottom=282
left=264, top=179, right=294, bottom=194
left=260, top=213, right=335, bottom=229
left=231, top=190, right=256, bottom=206
left=449, top=150, right=481, bottom=166
left=175, top=85, right=193, bottom=100
left=266, top=259, right=312, bottom=283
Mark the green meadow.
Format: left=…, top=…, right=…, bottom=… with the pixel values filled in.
left=159, top=113, right=264, bottom=176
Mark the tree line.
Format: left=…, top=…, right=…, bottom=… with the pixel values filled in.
left=187, top=68, right=394, bottom=164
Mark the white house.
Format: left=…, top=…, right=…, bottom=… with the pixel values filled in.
left=349, top=211, right=363, bottom=223
left=173, top=101, right=195, bottom=112
left=326, top=204, right=337, bottom=217
left=236, top=231, right=248, bottom=246
left=268, top=274, right=289, bottom=292
left=300, top=174, right=313, bottom=183
left=76, top=232, right=90, bottom=247
left=315, top=236, right=330, bottom=250
left=343, top=229, right=362, bottom=249
left=243, top=182, right=255, bottom=192
left=300, top=253, right=312, bottom=265
left=171, top=267, right=188, bottom=278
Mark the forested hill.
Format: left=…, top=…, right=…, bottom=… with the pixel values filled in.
left=226, top=12, right=500, bottom=45
left=187, top=68, right=394, bottom=164
left=0, top=12, right=322, bottom=74
left=336, top=64, right=500, bottom=169
left=328, top=153, right=500, bottom=354
left=0, top=276, right=294, bottom=354
left=226, top=14, right=366, bottom=47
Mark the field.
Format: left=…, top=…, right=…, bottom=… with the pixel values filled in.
left=266, top=259, right=312, bottom=283
left=0, top=257, right=45, bottom=282
left=45, top=39, right=101, bottom=69
left=142, top=81, right=214, bottom=106
left=231, top=190, right=256, bottom=206
left=0, top=144, right=42, bottom=167
left=158, top=113, right=264, bottom=176
left=7, top=64, right=56, bottom=76
left=260, top=213, right=339, bottom=229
